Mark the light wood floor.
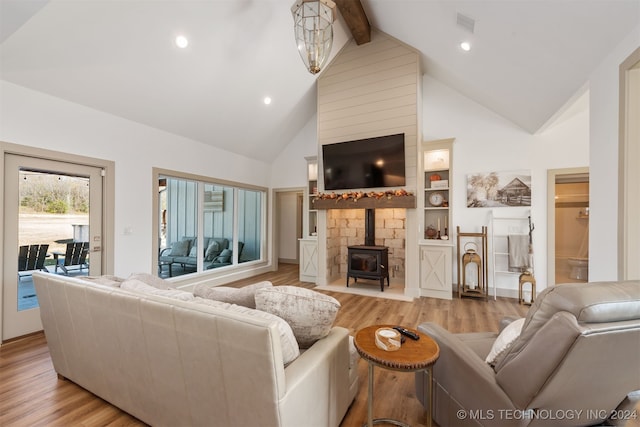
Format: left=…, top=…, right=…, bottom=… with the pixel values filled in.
left=0, top=264, right=528, bottom=427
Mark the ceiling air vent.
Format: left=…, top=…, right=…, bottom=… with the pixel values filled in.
left=456, top=13, right=475, bottom=34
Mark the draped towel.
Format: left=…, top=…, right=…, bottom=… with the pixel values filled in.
left=508, top=234, right=530, bottom=272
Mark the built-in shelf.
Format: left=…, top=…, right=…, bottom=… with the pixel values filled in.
left=300, top=156, right=318, bottom=283
left=420, top=138, right=455, bottom=299
left=305, top=156, right=318, bottom=238
left=423, top=142, right=451, bottom=242
left=419, top=239, right=453, bottom=246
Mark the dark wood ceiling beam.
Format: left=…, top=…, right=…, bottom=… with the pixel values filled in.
left=334, top=0, right=371, bottom=45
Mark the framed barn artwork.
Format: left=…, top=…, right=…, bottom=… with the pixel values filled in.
left=466, top=170, right=531, bottom=208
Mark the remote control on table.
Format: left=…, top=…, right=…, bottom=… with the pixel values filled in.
left=393, top=326, right=420, bottom=340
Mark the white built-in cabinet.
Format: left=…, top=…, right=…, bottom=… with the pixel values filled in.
left=419, top=139, right=455, bottom=299
left=419, top=244, right=453, bottom=298
left=299, top=239, right=318, bottom=282
left=299, top=156, right=318, bottom=282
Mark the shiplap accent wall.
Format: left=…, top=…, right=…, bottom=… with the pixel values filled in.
left=317, top=31, right=419, bottom=157
left=316, top=30, right=420, bottom=287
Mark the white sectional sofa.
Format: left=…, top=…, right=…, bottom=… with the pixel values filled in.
left=33, top=272, right=358, bottom=427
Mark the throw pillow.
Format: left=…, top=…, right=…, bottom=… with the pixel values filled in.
left=205, top=241, right=220, bottom=261
left=121, top=278, right=195, bottom=301
left=169, top=240, right=190, bottom=257
left=193, top=281, right=273, bottom=309
left=255, top=286, right=341, bottom=348
left=215, top=249, right=232, bottom=263
left=193, top=297, right=300, bottom=365
left=127, top=272, right=173, bottom=290
left=188, top=245, right=198, bottom=257
left=485, top=317, right=525, bottom=366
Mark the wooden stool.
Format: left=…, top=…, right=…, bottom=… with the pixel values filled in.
left=519, top=272, right=536, bottom=305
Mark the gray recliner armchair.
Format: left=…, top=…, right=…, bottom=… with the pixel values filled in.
left=415, top=280, right=640, bottom=427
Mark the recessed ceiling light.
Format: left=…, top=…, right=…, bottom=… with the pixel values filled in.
left=460, top=41, right=471, bottom=51
left=263, top=97, right=272, bottom=105
left=175, top=35, right=189, bottom=49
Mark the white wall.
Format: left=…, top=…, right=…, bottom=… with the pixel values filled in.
left=422, top=75, right=589, bottom=294
left=588, top=25, right=640, bottom=281
left=270, top=115, right=318, bottom=189
left=1, top=81, right=271, bottom=277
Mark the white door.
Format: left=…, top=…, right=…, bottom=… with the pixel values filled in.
left=3, top=154, right=103, bottom=341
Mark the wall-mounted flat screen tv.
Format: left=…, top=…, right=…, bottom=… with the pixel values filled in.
left=322, top=133, right=405, bottom=191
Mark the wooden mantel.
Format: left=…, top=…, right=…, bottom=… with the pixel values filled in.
left=312, top=195, right=416, bottom=210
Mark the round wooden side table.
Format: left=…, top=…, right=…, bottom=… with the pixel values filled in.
left=354, top=325, right=440, bottom=427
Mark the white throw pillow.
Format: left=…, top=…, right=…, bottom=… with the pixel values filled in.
left=193, top=281, right=272, bottom=309
left=485, top=317, right=526, bottom=366
left=121, top=278, right=195, bottom=302
left=193, top=297, right=300, bottom=365
left=255, top=286, right=340, bottom=348
left=127, top=272, right=173, bottom=290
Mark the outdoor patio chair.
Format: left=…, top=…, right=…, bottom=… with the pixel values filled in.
left=55, top=241, right=89, bottom=275
left=18, top=244, right=50, bottom=279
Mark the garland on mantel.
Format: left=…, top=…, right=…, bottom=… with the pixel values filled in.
left=313, top=189, right=414, bottom=203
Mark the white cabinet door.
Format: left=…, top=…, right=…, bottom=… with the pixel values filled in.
left=420, top=244, right=453, bottom=300
left=299, top=238, right=318, bottom=282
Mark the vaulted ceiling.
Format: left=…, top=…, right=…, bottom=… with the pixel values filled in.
left=1, top=1, right=638, bottom=162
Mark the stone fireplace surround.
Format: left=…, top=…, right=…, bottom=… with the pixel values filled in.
left=326, top=208, right=406, bottom=283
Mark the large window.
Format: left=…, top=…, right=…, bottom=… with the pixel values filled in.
left=157, top=172, right=266, bottom=278
left=238, top=189, right=263, bottom=263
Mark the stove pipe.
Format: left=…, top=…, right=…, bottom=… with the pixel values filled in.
left=364, top=208, right=375, bottom=246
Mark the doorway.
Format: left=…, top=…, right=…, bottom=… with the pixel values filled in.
left=619, top=49, right=640, bottom=280
left=547, top=167, right=589, bottom=286
left=275, top=189, right=303, bottom=266
left=3, top=154, right=104, bottom=340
